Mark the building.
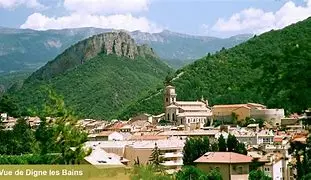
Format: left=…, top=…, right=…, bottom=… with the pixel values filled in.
left=84, top=147, right=129, bottom=167
left=251, top=108, right=285, bottom=127
left=212, top=104, right=251, bottom=122
left=85, top=139, right=185, bottom=173
left=212, top=103, right=285, bottom=127
left=0, top=113, right=8, bottom=120
left=257, top=130, right=274, bottom=144
left=194, top=152, right=253, bottom=180
left=262, top=153, right=284, bottom=180
left=164, top=85, right=212, bottom=130
left=108, top=132, right=132, bottom=141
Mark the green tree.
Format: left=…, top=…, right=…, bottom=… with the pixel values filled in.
left=0, top=94, right=20, bottom=117
left=218, top=135, right=227, bottom=152
left=176, top=166, right=207, bottom=180
left=149, top=143, right=163, bottom=166
left=227, top=134, right=238, bottom=152
left=35, top=117, right=55, bottom=155
left=11, top=118, right=39, bottom=155
left=176, top=166, right=222, bottom=180
left=289, top=141, right=307, bottom=179
left=211, top=142, right=219, bottom=152
left=235, top=142, right=247, bottom=155
left=131, top=165, right=172, bottom=180
left=38, top=89, right=90, bottom=164
left=183, top=137, right=210, bottom=165
left=249, top=170, right=272, bottom=180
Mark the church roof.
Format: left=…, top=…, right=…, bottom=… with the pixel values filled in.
left=180, top=106, right=210, bottom=111
left=175, top=101, right=206, bottom=106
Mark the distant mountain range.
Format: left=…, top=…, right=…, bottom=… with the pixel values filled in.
left=0, top=27, right=252, bottom=72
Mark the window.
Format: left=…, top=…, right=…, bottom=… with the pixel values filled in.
left=166, top=98, right=168, bottom=102
left=173, top=113, right=175, bottom=121
left=167, top=114, right=170, bottom=121
left=238, top=167, right=243, bottom=174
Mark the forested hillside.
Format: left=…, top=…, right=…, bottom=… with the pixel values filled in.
left=10, top=32, right=172, bottom=119
left=118, top=17, right=311, bottom=119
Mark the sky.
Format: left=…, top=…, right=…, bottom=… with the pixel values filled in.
left=0, top=0, right=311, bottom=37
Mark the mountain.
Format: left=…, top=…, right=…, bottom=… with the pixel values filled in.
left=117, top=17, right=311, bottom=119
left=0, top=27, right=112, bottom=73
left=0, top=27, right=252, bottom=73
left=10, top=32, right=172, bottom=119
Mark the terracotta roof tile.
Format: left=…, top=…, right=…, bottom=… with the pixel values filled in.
left=194, top=152, right=253, bottom=164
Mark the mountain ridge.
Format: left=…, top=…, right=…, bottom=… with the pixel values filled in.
left=0, top=27, right=252, bottom=73
left=11, top=31, right=172, bottom=119
left=28, top=31, right=157, bottom=81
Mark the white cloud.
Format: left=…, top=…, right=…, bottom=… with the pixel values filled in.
left=0, top=0, right=46, bottom=10
left=211, top=0, right=311, bottom=35
left=63, top=0, right=149, bottom=14
left=20, top=13, right=162, bottom=33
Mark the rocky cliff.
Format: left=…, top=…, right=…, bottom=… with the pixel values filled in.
left=27, top=31, right=157, bottom=81
left=80, top=31, right=157, bottom=62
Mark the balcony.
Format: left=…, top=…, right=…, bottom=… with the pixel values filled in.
left=161, top=152, right=183, bottom=158
left=160, top=160, right=183, bottom=167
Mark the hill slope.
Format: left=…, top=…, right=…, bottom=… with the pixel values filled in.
left=0, top=27, right=251, bottom=73
left=118, top=17, right=311, bottom=119
left=11, top=32, right=172, bottom=119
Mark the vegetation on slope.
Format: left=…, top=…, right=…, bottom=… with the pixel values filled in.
left=118, top=17, right=311, bottom=119
left=12, top=54, right=171, bottom=119
left=0, top=71, right=31, bottom=96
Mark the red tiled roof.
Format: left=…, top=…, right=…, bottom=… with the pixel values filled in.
left=194, top=152, right=253, bottom=164
left=107, top=122, right=125, bottom=130
left=274, top=137, right=283, bottom=143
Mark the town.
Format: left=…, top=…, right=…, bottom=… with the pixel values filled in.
left=1, top=85, right=310, bottom=180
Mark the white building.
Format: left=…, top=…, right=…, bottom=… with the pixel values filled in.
left=164, top=85, right=212, bottom=130
left=84, top=147, right=129, bottom=166
left=263, top=153, right=284, bottom=180
left=251, top=107, right=285, bottom=127
left=0, top=113, right=7, bottom=120
left=108, top=132, right=132, bottom=141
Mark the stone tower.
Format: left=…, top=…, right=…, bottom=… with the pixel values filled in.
left=164, top=85, right=177, bottom=107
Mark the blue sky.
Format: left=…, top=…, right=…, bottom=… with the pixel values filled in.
left=0, top=0, right=310, bottom=37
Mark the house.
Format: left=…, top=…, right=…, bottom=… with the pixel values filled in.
left=261, top=153, right=284, bottom=180
left=164, top=85, right=212, bottom=130
left=123, top=139, right=185, bottom=173
left=88, top=131, right=114, bottom=141
left=212, top=104, right=251, bottom=122
left=84, top=147, right=129, bottom=167
left=194, top=152, right=253, bottom=180
left=108, top=132, right=132, bottom=141
left=212, top=103, right=285, bottom=127
left=119, top=125, right=132, bottom=132
left=0, top=113, right=8, bottom=120
left=257, top=130, right=274, bottom=144
left=246, top=124, right=259, bottom=132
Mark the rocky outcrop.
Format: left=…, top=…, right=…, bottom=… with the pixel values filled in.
left=81, top=31, right=156, bottom=62
left=28, top=31, right=157, bottom=80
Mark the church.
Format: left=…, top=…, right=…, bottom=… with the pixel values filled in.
left=164, top=85, right=213, bottom=130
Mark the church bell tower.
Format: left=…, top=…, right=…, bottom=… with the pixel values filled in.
left=164, top=85, right=177, bottom=107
